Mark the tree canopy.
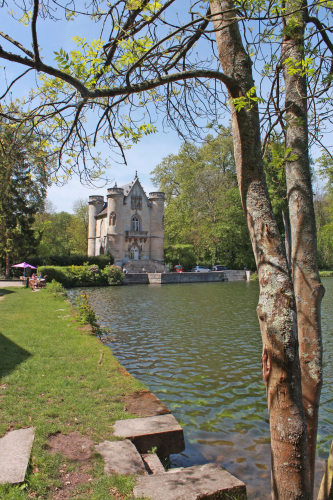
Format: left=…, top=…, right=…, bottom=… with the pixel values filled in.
left=152, top=130, right=255, bottom=269
left=0, top=107, right=51, bottom=275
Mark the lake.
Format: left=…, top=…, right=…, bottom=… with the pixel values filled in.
left=69, top=278, right=333, bottom=499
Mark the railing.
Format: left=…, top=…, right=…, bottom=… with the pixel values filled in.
left=125, top=230, right=148, bottom=237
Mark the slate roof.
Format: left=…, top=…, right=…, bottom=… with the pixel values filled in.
left=119, top=182, right=134, bottom=195
left=96, top=203, right=107, bottom=217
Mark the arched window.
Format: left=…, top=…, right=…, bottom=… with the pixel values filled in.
left=100, top=246, right=105, bottom=255
left=132, top=216, right=139, bottom=231
left=110, top=212, right=116, bottom=226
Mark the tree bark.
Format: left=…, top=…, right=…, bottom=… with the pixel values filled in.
left=282, top=211, right=291, bottom=271
left=317, top=440, right=333, bottom=500
left=5, top=251, right=11, bottom=279
left=282, top=3, right=325, bottom=494
left=210, top=1, right=310, bottom=498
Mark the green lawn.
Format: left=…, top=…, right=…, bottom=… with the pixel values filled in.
left=0, top=287, right=146, bottom=499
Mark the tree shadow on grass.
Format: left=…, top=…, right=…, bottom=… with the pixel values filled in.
left=0, top=332, right=32, bottom=380
left=0, top=289, right=17, bottom=296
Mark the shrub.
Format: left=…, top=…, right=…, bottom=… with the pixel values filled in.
left=37, top=264, right=125, bottom=288
left=46, top=280, right=67, bottom=297
left=37, top=266, right=69, bottom=286
left=75, top=291, right=102, bottom=337
left=27, top=254, right=113, bottom=269
left=102, top=265, right=124, bottom=285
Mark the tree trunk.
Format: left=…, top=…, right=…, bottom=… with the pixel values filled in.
left=5, top=252, right=11, bottom=279
left=282, top=3, right=325, bottom=494
left=282, top=211, right=291, bottom=270
left=317, top=440, right=333, bottom=500
left=210, top=2, right=310, bottom=498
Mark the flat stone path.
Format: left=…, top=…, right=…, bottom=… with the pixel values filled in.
left=0, top=428, right=35, bottom=484
left=95, top=439, right=146, bottom=476
left=113, top=414, right=185, bottom=456
left=133, top=463, right=247, bottom=500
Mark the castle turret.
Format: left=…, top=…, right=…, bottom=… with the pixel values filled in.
left=88, top=195, right=104, bottom=257
left=149, top=192, right=165, bottom=262
left=106, top=185, right=125, bottom=265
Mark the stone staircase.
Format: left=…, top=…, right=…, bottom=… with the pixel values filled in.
left=98, top=391, right=248, bottom=500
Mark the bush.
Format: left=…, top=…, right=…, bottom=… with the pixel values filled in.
left=75, top=291, right=102, bottom=337
left=319, top=270, right=333, bottom=277
left=27, top=254, right=113, bottom=269
left=37, top=266, right=69, bottom=285
left=37, top=264, right=123, bottom=287
left=46, top=280, right=67, bottom=297
left=102, top=265, right=124, bottom=285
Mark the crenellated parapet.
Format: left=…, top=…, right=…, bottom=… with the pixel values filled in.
left=107, top=187, right=124, bottom=197
left=149, top=192, right=165, bottom=200
left=89, top=195, right=104, bottom=204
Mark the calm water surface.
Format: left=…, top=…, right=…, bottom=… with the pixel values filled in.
left=70, top=279, right=333, bottom=499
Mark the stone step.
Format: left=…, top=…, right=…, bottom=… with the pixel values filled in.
left=95, top=439, right=146, bottom=476
left=141, top=453, right=165, bottom=474
left=0, top=427, right=35, bottom=484
left=113, top=414, right=185, bottom=456
left=133, top=463, right=247, bottom=500
left=122, top=390, right=171, bottom=417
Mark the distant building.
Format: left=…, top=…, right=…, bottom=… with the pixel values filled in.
left=87, top=173, right=165, bottom=267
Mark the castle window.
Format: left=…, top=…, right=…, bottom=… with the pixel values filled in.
left=109, top=212, right=116, bottom=226
left=132, top=216, right=139, bottom=231
left=131, top=195, right=142, bottom=210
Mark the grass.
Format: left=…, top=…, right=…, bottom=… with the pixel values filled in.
left=0, top=287, right=147, bottom=499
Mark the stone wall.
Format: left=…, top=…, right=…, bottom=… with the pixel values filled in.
left=123, top=270, right=246, bottom=285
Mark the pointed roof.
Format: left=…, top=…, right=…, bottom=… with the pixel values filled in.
left=120, top=174, right=150, bottom=205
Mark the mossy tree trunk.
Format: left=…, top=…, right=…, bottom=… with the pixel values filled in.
left=211, top=1, right=311, bottom=497
left=282, top=1, right=325, bottom=495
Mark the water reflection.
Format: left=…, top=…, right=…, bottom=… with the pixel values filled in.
left=69, top=279, right=333, bottom=499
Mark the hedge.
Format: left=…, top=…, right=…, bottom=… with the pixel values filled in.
left=27, top=254, right=113, bottom=269
left=37, top=264, right=123, bottom=287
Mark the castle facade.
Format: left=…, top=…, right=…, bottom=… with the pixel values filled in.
left=87, top=173, right=165, bottom=267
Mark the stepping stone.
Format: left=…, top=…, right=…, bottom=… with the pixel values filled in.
left=142, top=453, right=165, bottom=474
left=0, top=427, right=35, bottom=484
left=122, top=390, right=171, bottom=417
left=113, top=414, right=185, bottom=456
left=133, top=463, right=247, bottom=500
left=95, top=439, right=146, bottom=476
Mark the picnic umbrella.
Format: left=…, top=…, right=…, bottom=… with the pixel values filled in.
left=11, top=262, right=37, bottom=277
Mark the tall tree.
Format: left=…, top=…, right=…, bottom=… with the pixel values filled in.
left=152, top=132, right=255, bottom=269
left=0, top=110, right=50, bottom=276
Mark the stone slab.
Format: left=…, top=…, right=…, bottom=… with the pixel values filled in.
left=122, top=390, right=171, bottom=417
left=0, top=427, right=35, bottom=484
left=133, top=463, right=247, bottom=500
left=142, top=453, right=165, bottom=474
left=113, top=414, right=185, bottom=456
left=95, top=439, right=146, bottom=476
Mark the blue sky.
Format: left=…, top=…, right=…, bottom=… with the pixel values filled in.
left=0, top=1, right=224, bottom=212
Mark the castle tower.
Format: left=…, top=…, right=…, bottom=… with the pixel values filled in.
left=88, top=195, right=104, bottom=257
left=149, top=192, right=165, bottom=262
left=106, top=185, right=125, bottom=266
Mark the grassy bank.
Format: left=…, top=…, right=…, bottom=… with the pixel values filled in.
left=0, top=287, right=145, bottom=500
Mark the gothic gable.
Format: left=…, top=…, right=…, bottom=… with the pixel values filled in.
left=123, top=177, right=150, bottom=208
